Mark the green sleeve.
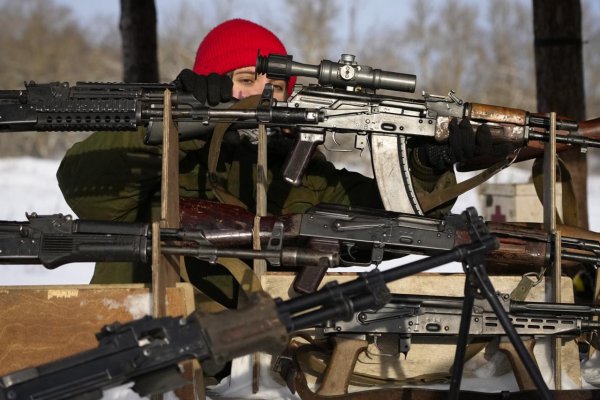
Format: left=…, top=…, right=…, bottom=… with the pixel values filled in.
left=275, top=157, right=384, bottom=214
left=56, top=129, right=162, bottom=222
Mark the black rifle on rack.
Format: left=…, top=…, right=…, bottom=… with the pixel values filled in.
left=3, top=199, right=600, bottom=295
left=0, top=211, right=337, bottom=270
left=0, top=208, right=498, bottom=400
left=0, top=55, right=598, bottom=214
left=313, top=291, right=600, bottom=396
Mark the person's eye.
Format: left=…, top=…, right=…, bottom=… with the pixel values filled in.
left=272, top=84, right=285, bottom=93
left=237, top=77, right=255, bottom=86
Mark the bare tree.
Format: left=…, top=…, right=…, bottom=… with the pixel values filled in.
left=157, top=0, right=234, bottom=81
left=0, top=0, right=121, bottom=158
left=283, top=0, right=338, bottom=62
left=0, top=0, right=121, bottom=86
left=533, top=0, right=588, bottom=228
left=120, top=0, right=159, bottom=82
left=479, top=0, right=535, bottom=109
left=582, top=0, right=600, bottom=117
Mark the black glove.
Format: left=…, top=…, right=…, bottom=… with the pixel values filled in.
left=418, top=117, right=515, bottom=172
left=175, top=69, right=233, bottom=106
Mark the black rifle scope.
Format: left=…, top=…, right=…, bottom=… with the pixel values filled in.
left=256, top=53, right=417, bottom=93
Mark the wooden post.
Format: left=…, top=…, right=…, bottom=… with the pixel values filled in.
left=543, top=111, right=562, bottom=389
left=151, top=89, right=203, bottom=399
left=252, top=123, right=268, bottom=393
left=152, top=89, right=181, bottom=317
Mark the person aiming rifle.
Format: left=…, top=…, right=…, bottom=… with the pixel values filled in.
left=55, top=19, right=499, bottom=308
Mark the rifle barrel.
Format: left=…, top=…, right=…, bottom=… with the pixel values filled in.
left=510, top=301, right=600, bottom=316
left=527, top=131, right=600, bottom=148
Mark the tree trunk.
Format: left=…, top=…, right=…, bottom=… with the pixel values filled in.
left=533, top=0, right=588, bottom=228
left=119, top=0, right=159, bottom=83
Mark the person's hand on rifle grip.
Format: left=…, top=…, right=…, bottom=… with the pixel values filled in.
left=175, top=69, right=233, bottom=106
left=418, top=117, right=514, bottom=172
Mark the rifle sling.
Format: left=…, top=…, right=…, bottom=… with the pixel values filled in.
left=208, top=96, right=262, bottom=210
left=294, top=372, right=597, bottom=400
left=419, top=156, right=516, bottom=213
left=188, top=97, right=265, bottom=314
left=295, top=344, right=450, bottom=387
left=286, top=337, right=486, bottom=392
left=532, top=156, right=579, bottom=227
left=182, top=256, right=263, bottom=314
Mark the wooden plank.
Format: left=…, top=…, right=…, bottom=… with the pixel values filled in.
left=150, top=89, right=199, bottom=400
left=0, top=283, right=194, bottom=376
left=152, top=89, right=181, bottom=318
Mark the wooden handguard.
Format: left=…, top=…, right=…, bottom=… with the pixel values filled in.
left=468, top=103, right=528, bottom=125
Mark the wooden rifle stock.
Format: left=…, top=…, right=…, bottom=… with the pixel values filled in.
left=179, top=198, right=600, bottom=293
left=497, top=338, right=538, bottom=391
left=179, top=197, right=301, bottom=245
left=179, top=197, right=325, bottom=293
left=482, top=222, right=600, bottom=275
left=457, top=115, right=600, bottom=172
left=316, top=336, right=369, bottom=396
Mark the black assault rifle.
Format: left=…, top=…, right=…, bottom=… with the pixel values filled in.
left=3, top=199, right=600, bottom=295
left=311, top=291, right=600, bottom=395
left=0, top=211, right=336, bottom=270
left=0, top=208, right=499, bottom=400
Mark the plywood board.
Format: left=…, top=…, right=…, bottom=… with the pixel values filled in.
left=0, top=283, right=194, bottom=376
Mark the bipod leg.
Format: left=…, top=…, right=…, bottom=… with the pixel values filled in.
left=447, top=276, right=477, bottom=400
left=470, top=262, right=552, bottom=400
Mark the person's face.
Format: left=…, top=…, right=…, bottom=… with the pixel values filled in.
left=231, top=67, right=288, bottom=101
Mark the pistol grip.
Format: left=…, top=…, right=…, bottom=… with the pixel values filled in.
left=292, top=266, right=327, bottom=294
left=498, top=337, right=537, bottom=391
left=282, top=130, right=324, bottom=186
left=317, top=336, right=368, bottom=396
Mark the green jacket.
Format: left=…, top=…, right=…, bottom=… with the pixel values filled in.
left=56, top=128, right=455, bottom=294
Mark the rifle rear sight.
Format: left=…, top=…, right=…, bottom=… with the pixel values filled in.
left=256, top=53, right=417, bottom=94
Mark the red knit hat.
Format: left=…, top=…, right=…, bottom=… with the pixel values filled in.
left=193, top=19, right=296, bottom=96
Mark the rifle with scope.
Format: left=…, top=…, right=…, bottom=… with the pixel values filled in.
left=0, top=54, right=598, bottom=215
